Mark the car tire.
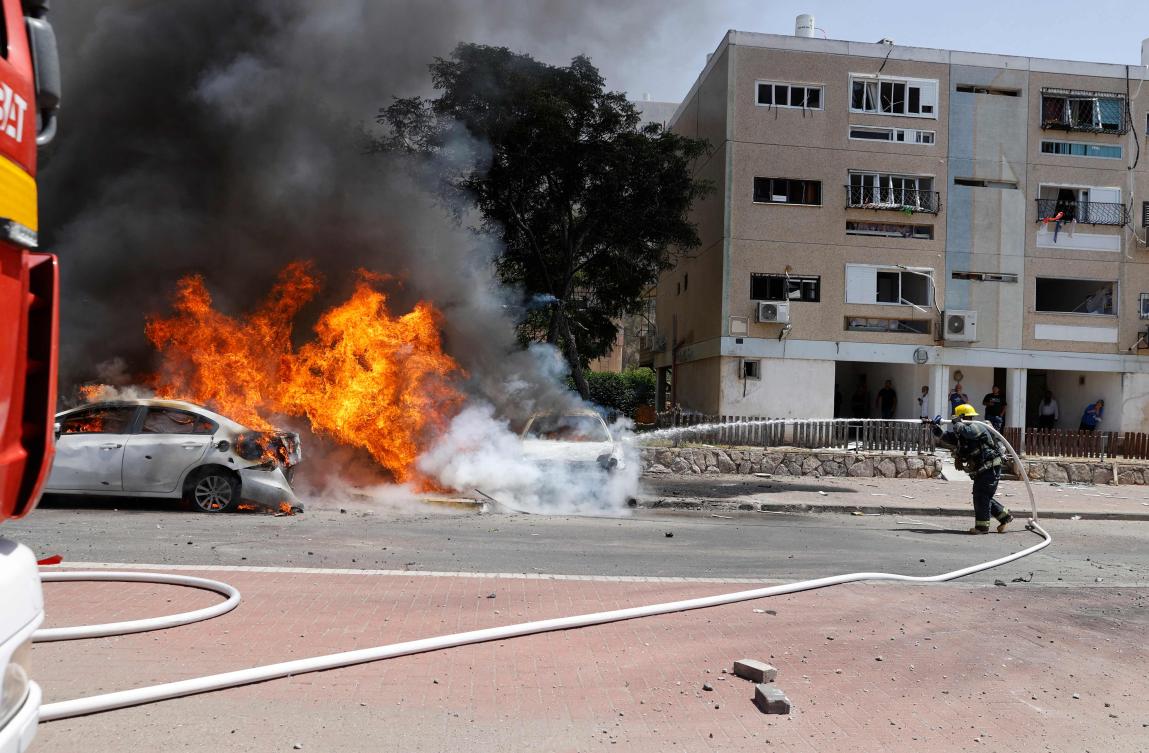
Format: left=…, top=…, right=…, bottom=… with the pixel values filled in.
left=186, top=469, right=240, bottom=513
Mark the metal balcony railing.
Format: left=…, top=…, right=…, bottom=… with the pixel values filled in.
left=1035, top=198, right=1127, bottom=226
left=845, top=185, right=940, bottom=214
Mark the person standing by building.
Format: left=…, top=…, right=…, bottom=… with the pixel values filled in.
left=925, top=404, right=1013, bottom=534
left=948, top=383, right=968, bottom=414
left=1037, top=390, right=1059, bottom=429
left=875, top=379, right=898, bottom=419
left=1079, top=399, right=1104, bottom=432
left=917, top=385, right=930, bottom=419
left=981, top=385, right=1007, bottom=430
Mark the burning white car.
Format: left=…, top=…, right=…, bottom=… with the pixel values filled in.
left=520, top=410, right=625, bottom=473
left=44, top=399, right=303, bottom=513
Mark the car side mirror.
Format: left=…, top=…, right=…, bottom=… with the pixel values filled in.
left=216, top=440, right=231, bottom=452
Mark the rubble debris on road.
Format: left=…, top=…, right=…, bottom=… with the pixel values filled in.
left=753, top=685, right=791, bottom=715
left=733, top=659, right=777, bottom=684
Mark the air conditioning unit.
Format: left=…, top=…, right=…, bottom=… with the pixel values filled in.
left=944, top=310, right=977, bottom=342
left=756, top=301, right=791, bottom=324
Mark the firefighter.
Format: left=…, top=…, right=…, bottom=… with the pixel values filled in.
left=925, top=404, right=1014, bottom=534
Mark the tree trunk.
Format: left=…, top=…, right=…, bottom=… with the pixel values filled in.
left=556, top=312, right=590, bottom=400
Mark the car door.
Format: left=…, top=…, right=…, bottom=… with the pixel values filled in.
left=45, top=406, right=139, bottom=491
left=122, top=408, right=218, bottom=494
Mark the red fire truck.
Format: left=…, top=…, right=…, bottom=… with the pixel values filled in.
left=0, top=1, right=60, bottom=750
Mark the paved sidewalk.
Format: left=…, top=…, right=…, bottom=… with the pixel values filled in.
left=640, top=473, right=1149, bottom=521
left=30, top=564, right=1149, bottom=753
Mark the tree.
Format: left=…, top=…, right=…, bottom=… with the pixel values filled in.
left=378, top=44, right=709, bottom=399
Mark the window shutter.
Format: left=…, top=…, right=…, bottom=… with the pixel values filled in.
left=1142, top=201, right=1149, bottom=227
left=845, top=265, right=878, bottom=304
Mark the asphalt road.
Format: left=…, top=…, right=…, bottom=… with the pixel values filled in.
left=8, top=494, right=1149, bottom=587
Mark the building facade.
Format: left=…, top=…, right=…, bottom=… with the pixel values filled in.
left=647, top=29, right=1149, bottom=432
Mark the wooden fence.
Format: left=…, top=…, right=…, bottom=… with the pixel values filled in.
left=654, top=413, right=936, bottom=454
left=1001, top=428, right=1149, bottom=461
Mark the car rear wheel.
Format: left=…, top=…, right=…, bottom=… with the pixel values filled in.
left=187, top=470, right=240, bottom=513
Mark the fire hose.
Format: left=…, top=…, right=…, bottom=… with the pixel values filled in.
left=33, top=419, right=1051, bottom=721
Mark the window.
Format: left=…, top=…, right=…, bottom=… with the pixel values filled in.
left=850, top=75, right=938, bottom=118
left=1040, top=88, right=1127, bottom=134
left=952, top=271, right=1018, bottom=283
left=845, top=317, right=931, bottom=334
left=846, top=221, right=933, bottom=240
left=1035, top=278, right=1115, bottom=315
left=751, top=273, right=820, bottom=302
left=848, top=125, right=935, bottom=143
left=752, top=177, right=822, bottom=205
left=955, top=84, right=1020, bottom=97
left=1140, top=293, right=1149, bottom=320
left=847, top=172, right=938, bottom=212
left=741, top=359, right=762, bottom=380
left=1035, top=185, right=1125, bottom=225
left=141, top=408, right=218, bottom=435
left=58, top=406, right=137, bottom=435
left=953, top=177, right=1018, bottom=189
left=756, top=81, right=823, bottom=110
left=845, top=264, right=933, bottom=307
left=1142, top=201, right=1149, bottom=227
left=1040, top=140, right=1122, bottom=159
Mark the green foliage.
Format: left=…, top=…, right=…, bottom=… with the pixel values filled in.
left=579, top=368, right=656, bottom=417
left=377, top=44, right=710, bottom=398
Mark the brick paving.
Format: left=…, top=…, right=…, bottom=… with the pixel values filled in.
left=29, top=565, right=1149, bottom=753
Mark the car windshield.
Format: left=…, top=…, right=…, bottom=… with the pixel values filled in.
left=524, top=414, right=611, bottom=443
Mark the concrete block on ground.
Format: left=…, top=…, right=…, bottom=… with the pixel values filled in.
left=733, top=659, right=777, bottom=683
left=753, top=684, right=791, bottom=714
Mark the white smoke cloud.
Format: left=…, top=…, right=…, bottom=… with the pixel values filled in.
left=417, top=399, right=640, bottom=516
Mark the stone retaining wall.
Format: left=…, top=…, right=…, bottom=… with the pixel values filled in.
left=640, top=447, right=942, bottom=479
left=1021, top=459, right=1144, bottom=485
left=640, top=447, right=1149, bottom=485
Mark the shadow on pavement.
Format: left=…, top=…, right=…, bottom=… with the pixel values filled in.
left=38, top=494, right=277, bottom=514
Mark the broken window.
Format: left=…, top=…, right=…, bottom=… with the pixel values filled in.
left=848, top=125, right=934, bottom=143
left=847, top=172, right=936, bottom=212
left=952, top=271, right=1019, bottom=283
left=1035, top=185, right=1125, bottom=225
left=844, top=317, right=931, bottom=334
left=751, top=273, right=820, bottom=302
left=846, top=221, right=933, bottom=240
left=1040, top=88, right=1128, bottom=134
left=141, top=408, right=217, bottom=435
left=58, top=406, right=137, bottom=435
left=1035, top=278, right=1116, bottom=315
left=850, top=75, right=937, bottom=117
left=741, top=359, right=761, bottom=380
left=756, top=81, right=823, bottom=110
left=752, top=177, right=822, bottom=205
left=845, top=265, right=933, bottom=307
left=955, top=84, right=1020, bottom=96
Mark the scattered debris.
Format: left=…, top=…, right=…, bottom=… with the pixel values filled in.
left=733, top=659, right=777, bottom=684
left=753, top=685, right=791, bottom=715
left=874, top=656, right=883, bottom=662
left=1011, top=573, right=1034, bottom=583
left=710, top=514, right=732, bottom=519
left=702, top=683, right=714, bottom=692
left=994, top=579, right=1007, bottom=587
left=817, top=491, right=828, bottom=496
left=752, top=609, right=766, bottom=614
left=486, top=593, right=496, bottom=599
left=851, top=511, right=864, bottom=516
left=1070, top=515, right=1082, bottom=520
left=665, top=532, right=674, bottom=538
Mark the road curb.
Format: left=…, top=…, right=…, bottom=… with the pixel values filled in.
left=639, top=499, right=1149, bottom=521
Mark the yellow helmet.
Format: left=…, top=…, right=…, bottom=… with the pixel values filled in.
left=953, top=403, right=979, bottom=418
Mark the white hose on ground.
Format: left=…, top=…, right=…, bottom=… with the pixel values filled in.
left=37, top=418, right=1049, bottom=722
left=33, top=571, right=241, bottom=642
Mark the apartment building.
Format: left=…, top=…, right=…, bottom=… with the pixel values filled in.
left=646, top=23, right=1149, bottom=431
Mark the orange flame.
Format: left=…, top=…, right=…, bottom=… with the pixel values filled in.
left=143, top=263, right=464, bottom=482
